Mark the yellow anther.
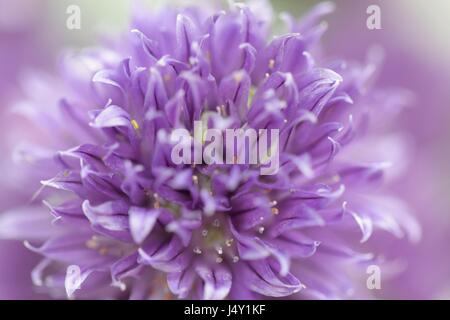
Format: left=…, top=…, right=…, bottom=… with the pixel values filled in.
left=268, top=59, right=275, bottom=69
left=131, top=119, right=140, bottom=130
left=332, top=175, right=341, bottom=183
left=86, top=238, right=98, bottom=249
left=233, top=71, right=244, bottom=83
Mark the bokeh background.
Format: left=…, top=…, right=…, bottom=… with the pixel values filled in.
left=0, top=0, right=449, bottom=299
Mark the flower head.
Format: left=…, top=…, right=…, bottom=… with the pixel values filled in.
left=2, top=1, right=419, bottom=299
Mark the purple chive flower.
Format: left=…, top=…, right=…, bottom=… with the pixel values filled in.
left=1, top=1, right=420, bottom=299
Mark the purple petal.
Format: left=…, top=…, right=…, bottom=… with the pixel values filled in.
left=195, top=264, right=232, bottom=300
left=129, top=207, right=160, bottom=244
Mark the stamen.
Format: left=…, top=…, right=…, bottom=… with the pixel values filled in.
left=213, top=219, right=221, bottom=227
left=258, top=226, right=265, bottom=234
left=233, top=71, right=244, bottom=83
left=332, top=175, right=341, bottom=183
left=86, top=238, right=98, bottom=249
left=271, top=207, right=279, bottom=215
left=232, top=256, right=240, bottom=263
left=153, top=194, right=161, bottom=209
left=131, top=119, right=140, bottom=130
left=216, top=256, right=223, bottom=264
left=225, top=238, right=234, bottom=247
left=193, top=247, right=202, bottom=255
left=201, top=229, right=209, bottom=237
left=268, top=59, right=275, bottom=69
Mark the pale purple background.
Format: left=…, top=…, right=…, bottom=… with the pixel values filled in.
left=0, top=0, right=449, bottom=299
